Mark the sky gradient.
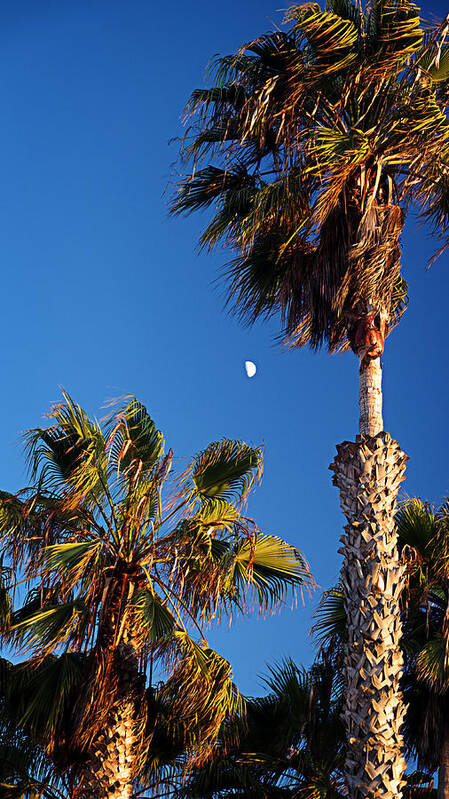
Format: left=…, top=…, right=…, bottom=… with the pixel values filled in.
left=0, top=0, right=448, bottom=696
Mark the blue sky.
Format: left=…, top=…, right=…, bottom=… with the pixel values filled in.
left=0, top=0, right=447, bottom=696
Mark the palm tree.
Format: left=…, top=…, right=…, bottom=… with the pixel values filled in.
left=179, top=651, right=346, bottom=799
left=170, top=2, right=449, bottom=795
left=0, top=393, right=312, bottom=799
left=313, top=498, right=449, bottom=797
left=396, top=499, right=449, bottom=799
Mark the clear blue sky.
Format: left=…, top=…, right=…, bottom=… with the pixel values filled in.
left=0, top=0, right=447, bottom=696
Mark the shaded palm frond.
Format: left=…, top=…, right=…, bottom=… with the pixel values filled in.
left=312, top=585, right=346, bottom=649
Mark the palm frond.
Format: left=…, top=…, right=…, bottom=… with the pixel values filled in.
left=312, top=585, right=346, bottom=649
left=9, top=601, right=89, bottom=656
left=286, top=5, right=359, bottom=74
left=184, top=439, right=262, bottom=514
left=161, top=632, right=244, bottom=763
left=131, top=589, right=177, bottom=646
left=106, top=397, right=164, bottom=480
left=415, top=635, right=449, bottom=692
left=229, top=534, right=313, bottom=610
left=24, top=394, right=108, bottom=507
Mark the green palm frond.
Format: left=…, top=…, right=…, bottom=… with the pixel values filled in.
left=415, top=635, right=449, bottom=692
left=396, top=499, right=436, bottom=558
left=24, top=394, right=107, bottom=506
left=185, top=439, right=262, bottom=513
left=172, top=166, right=257, bottom=217
left=324, top=0, right=362, bottom=25
left=131, top=589, right=177, bottom=645
left=44, top=541, right=103, bottom=589
left=180, top=651, right=345, bottom=798
left=286, top=4, right=359, bottom=73
left=0, top=494, right=29, bottom=541
left=229, top=534, right=313, bottom=609
left=312, top=585, right=346, bottom=649
left=107, top=397, right=164, bottom=478
left=1, top=653, right=84, bottom=749
left=9, top=601, right=89, bottom=656
left=366, top=0, right=423, bottom=67
left=161, top=632, right=244, bottom=762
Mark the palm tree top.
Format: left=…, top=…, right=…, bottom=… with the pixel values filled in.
left=0, top=393, right=313, bottom=765
left=171, top=0, right=449, bottom=352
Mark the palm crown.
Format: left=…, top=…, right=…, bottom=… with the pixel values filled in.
left=171, top=0, right=449, bottom=352
left=180, top=653, right=346, bottom=799
left=0, top=394, right=312, bottom=788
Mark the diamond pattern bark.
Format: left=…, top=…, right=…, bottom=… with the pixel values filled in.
left=73, top=643, right=147, bottom=799
left=330, top=432, right=408, bottom=799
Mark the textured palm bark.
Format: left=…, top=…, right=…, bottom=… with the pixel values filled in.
left=359, top=357, right=383, bottom=437
left=438, top=721, right=449, bottom=799
left=330, top=433, right=408, bottom=799
left=74, top=643, right=147, bottom=799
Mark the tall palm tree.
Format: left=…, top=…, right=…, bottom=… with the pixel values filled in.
left=170, top=2, right=449, bottom=795
left=0, top=393, right=312, bottom=799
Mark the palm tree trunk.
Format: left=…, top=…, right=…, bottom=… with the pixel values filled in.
left=438, top=720, right=449, bottom=799
left=359, top=357, right=383, bottom=437
left=74, top=643, right=147, bottom=799
left=76, top=699, right=142, bottom=799
left=330, top=356, right=408, bottom=799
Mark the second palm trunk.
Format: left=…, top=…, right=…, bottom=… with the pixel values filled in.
left=330, top=355, right=408, bottom=799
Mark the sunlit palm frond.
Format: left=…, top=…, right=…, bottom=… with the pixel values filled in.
left=161, top=632, right=244, bottom=763
left=228, top=534, right=313, bottom=610
left=106, top=397, right=164, bottom=481
left=172, top=0, right=449, bottom=355
left=396, top=499, right=436, bottom=558
left=24, top=394, right=108, bottom=508
left=44, top=541, right=104, bottom=592
left=183, top=439, right=262, bottom=515
left=286, top=4, right=359, bottom=74
left=368, top=0, right=423, bottom=73
left=415, top=635, right=449, bottom=692
left=9, top=601, right=89, bottom=657
left=131, top=588, right=177, bottom=647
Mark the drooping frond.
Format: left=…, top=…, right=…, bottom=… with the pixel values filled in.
left=0, top=654, right=84, bottom=752
left=160, top=632, right=244, bottom=763
left=228, top=533, right=314, bottom=610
